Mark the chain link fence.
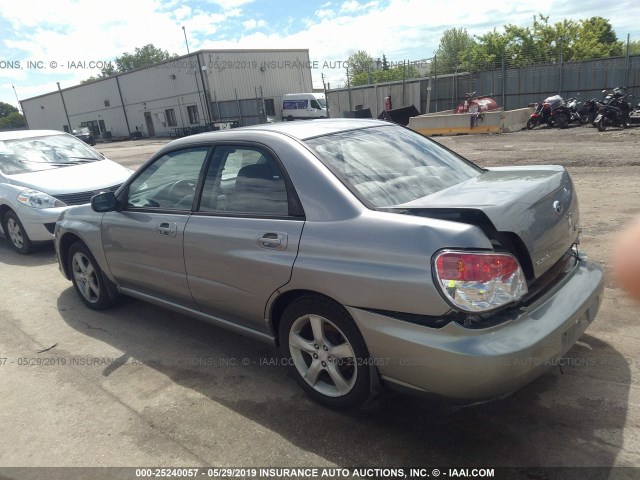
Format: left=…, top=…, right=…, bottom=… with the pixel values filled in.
left=328, top=50, right=640, bottom=117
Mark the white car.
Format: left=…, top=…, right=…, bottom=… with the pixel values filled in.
left=0, top=130, right=132, bottom=254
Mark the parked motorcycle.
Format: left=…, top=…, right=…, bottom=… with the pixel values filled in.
left=526, top=95, right=567, bottom=129
left=584, top=98, right=603, bottom=125
left=594, top=87, right=633, bottom=131
left=564, top=96, right=589, bottom=125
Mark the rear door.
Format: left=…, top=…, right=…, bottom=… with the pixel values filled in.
left=184, top=144, right=304, bottom=332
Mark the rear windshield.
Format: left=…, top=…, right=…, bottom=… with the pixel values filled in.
left=305, top=125, right=483, bottom=207
left=0, top=134, right=103, bottom=175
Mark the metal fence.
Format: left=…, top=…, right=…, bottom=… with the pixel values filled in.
left=209, top=88, right=270, bottom=126
left=327, top=54, right=640, bottom=117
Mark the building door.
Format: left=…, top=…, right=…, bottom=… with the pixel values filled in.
left=144, top=111, right=155, bottom=137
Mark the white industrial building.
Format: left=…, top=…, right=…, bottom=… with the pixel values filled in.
left=21, top=49, right=314, bottom=139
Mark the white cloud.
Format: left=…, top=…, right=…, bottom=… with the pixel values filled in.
left=205, top=0, right=254, bottom=9
left=242, top=18, right=267, bottom=30
left=340, top=1, right=361, bottom=12
left=173, top=5, right=192, bottom=21
left=315, top=9, right=335, bottom=19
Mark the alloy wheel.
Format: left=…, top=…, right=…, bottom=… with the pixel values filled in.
left=71, top=252, right=101, bottom=303
left=6, top=217, right=24, bottom=249
left=288, top=314, right=357, bottom=398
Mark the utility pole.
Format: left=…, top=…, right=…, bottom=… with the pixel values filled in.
left=57, top=82, right=71, bottom=132
left=182, top=26, right=190, bottom=54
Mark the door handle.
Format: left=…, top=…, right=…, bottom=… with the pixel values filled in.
left=157, top=222, right=177, bottom=237
left=257, top=232, right=288, bottom=250
left=259, top=236, right=281, bottom=246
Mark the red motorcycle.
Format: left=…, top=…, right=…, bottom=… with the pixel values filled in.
left=526, top=95, right=568, bottom=129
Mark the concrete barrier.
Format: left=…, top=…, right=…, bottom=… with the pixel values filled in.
left=501, top=107, right=535, bottom=132
left=409, top=107, right=534, bottom=136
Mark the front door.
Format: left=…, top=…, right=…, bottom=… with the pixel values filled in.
left=102, top=146, right=210, bottom=307
left=184, top=145, right=304, bottom=332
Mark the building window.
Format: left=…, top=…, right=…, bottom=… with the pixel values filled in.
left=165, top=109, right=177, bottom=127
left=187, top=105, right=199, bottom=124
left=104, top=100, right=110, bottom=107
left=264, top=99, right=275, bottom=117
left=98, top=120, right=106, bottom=133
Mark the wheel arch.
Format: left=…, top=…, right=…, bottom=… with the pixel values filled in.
left=0, top=203, right=13, bottom=220
left=58, top=232, right=85, bottom=280
left=268, top=289, right=344, bottom=347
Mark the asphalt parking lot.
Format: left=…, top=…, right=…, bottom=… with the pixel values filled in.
left=1, top=125, right=639, bottom=478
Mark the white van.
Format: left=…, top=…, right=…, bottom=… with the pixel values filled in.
left=282, top=93, right=327, bottom=121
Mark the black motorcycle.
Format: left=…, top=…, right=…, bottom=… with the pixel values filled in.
left=584, top=98, right=603, bottom=125
left=594, top=87, right=633, bottom=131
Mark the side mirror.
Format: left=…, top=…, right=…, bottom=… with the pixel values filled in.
left=91, top=191, right=118, bottom=212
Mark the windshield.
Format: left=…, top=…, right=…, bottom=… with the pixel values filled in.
left=317, top=98, right=327, bottom=108
left=306, top=126, right=483, bottom=208
left=0, top=133, right=103, bottom=175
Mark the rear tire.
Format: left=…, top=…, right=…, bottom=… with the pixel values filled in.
left=68, top=242, right=119, bottom=310
left=279, top=296, right=373, bottom=409
left=526, top=118, right=536, bottom=130
left=2, top=210, right=33, bottom=254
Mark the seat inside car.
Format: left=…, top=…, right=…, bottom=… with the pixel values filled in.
left=226, top=163, right=288, bottom=215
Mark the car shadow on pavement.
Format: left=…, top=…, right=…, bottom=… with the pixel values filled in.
left=0, top=235, right=58, bottom=266
left=55, top=287, right=630, bottom=470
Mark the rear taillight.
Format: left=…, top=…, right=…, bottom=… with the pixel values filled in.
left=433, top=250, right=528, bottom=313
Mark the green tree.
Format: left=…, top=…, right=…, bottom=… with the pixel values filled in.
left=0, top=111, right=27, bottom=129
left=114, top=44, right=178, bottom=72
left=0, top=101, right=18, bottom=118
left=573, top=17, right=623, bottom=60
left=346, top=50, right=375, bottom=84
left=82, top=44, right=178, bottom=83
left=464, top=14, right=623, bottom=71
left=434, top=27, right=475, bottom=73
left=351, top=64, right=419, bottom=86
left=381, top=53, right=389, bottom=71
left=629, top=40, right=640, bottom=55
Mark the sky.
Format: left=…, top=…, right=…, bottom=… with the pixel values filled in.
left=1, top=0, right=640, bottom=109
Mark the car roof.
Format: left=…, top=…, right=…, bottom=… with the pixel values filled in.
left=161, top=119, right=391, bottom=154
left=240, top=118, right=386, bottom=139
left=0, top=129, right=69, bottom=141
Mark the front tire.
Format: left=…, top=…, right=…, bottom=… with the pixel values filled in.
left=526, top=118, right=536, bottom=130
left=3, top=210, right=33, bottom=254
left=555, top=112, right=569, bottom=129
left=596, top=118, right=607, bottom=132
left=280, top=296, right=372, bottom=408
left=68, top=242, right=119, bottom=310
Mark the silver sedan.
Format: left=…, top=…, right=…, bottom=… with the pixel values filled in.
left=55, top=119, right=604, bottom=408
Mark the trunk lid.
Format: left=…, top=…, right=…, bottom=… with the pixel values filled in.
left=392, top=166, right=580, bottom=279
